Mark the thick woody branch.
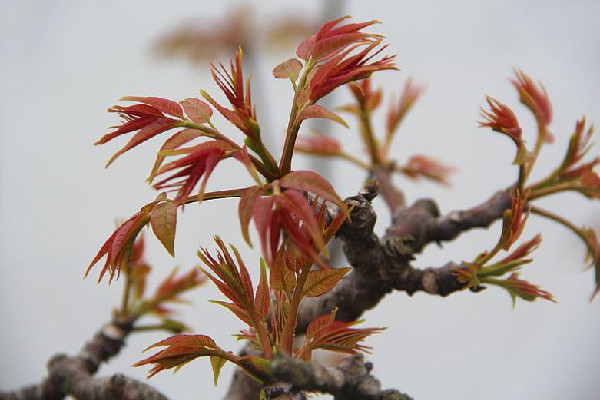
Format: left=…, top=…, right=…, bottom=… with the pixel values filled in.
left=295, top=198, right=462, bottom=333
left=225, top=182, right=514, bottom=399
left=387, top=190, right=513, bottom=253
left=0, top=317, right=170, bottom=400
left=268, top=354, right=412, bottom=400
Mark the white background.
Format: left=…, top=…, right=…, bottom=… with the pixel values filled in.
left=1, top=1, right=599, bottom=399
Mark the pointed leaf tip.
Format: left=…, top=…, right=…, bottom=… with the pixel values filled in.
left=297, top=104, right=349, bottom=128
left=150, top=200, right=177, bottom=256
left=273, top=58, right=303, bottom=81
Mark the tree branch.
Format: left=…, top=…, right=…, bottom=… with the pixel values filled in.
left=0, top=317, right=170, bottom=400
left=268, top=354, right=412, bottom=400
left=387, top=190, right=513, bottom=253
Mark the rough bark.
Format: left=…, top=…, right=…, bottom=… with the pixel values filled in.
left=3, top=176, right=515, bottom=400
left=0, top=318, right=169, bottom=400
left=223, top=178, right=515, bottom=399
left=268, top=354, right=412, bottom=400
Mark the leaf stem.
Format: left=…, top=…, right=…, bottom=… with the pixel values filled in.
left=530, top=205, right=594, bottom=258
left=280, top=264, right=310, bottom=354
left=180, top=121, right=277, bottom=180
left=182, top=186, right=253, bottom=206
left=120, top=270, right=132, bottom=317
left=357, top=100, right=382, bottom=166
left=280, top=61, right=315, bottom=175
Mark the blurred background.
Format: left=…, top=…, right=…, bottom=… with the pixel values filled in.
left=1, top=0, right=599, bottom=399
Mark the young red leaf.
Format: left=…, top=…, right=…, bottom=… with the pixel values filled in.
left=86, top=210, right=151, bottom=283
left=270, top=251, right=298, bottom=293
left=498, top=234, right=542, bottom=265
left=274, top=189, right=328, bottom=257
left=297, top=310, right=384, bottom=359
left=197, top=237, right=257, bottom=322
left=232, top=146, right=263, bottom=185
left=302, top=267, right=351, bottom=297
left=399, top=155, right=456, bottom=186
left=148, top=128, right=203, bottom=183
left=254, top=259, right=270, bottom=319
left=499, top=190, right=529, bottom=251
left=150, top=199, right=177, bottom=256
left=201, top=48, right=259, bottom=141
left=209, top=300, right=253, bottom=326
left=273, top=58, right=303, bottom=81
left=296, top=16, right=381, bottom=61
left=297, top=104, right=349, bottom=128
left=238, top=185, right=266, bottom=246
left=309, top=41, right=397, bottom=102
left=295, top=129, right=343, bottom=157
left=229, top=243, right=256, bottom=307
left=150, top=268, right=206, bottom=311
left=496, top=273, right=556, bottom=307
left=280, top=170, right=349, bottom=217
left=121, top=96, right=184, bottom=119
left=252, top=195, right=277, bottom=263
left=386, top=78, right=424, bottom=137
left=134, top=334, right=232, bottom=378
left=96, top=104, right=163, bottom=145
left=511, top=70, right=553, bottom=127
left=107, top=118, right=181, bottom=167
left=153, top=140, right=232, bottom=203
left=180, top=98, right=213, bottom=124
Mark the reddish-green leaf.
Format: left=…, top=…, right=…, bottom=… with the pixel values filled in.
left=106, top=118, right=180, bottom=167
left=239, top=185, right=265, bottom=246
left=121, top=96, right=184, bottom=119
left=298, top=310, right=384, bottom=359
left=148, top=268, right=206, bottom=315
left=134, top=334, right=231, bottom=378
left=273, top=58, right=303, bottom=81
left=296, top=16, right=380, bottom=61
left=209, top=300, right=252, bottom=325
left=280, top=170, right=349, bottom=217
left=86, top=210, right=151, bottom=283
left=302, top=267, right=351, bottom=297
left=150, top=200, right=177, bottom=256
left=270, top=250, right=297, bottom=293
left=274, top=189, right=327, bottom=256
left=491, top=273, right=556, bottom=307
left=180, top=98, right=213, bottom=124
left=254, top=259, right=270, bottom=319
left=148, top=129, right=203, bottom=182
left=232, top=146, right=262, bottom=184
left=153, top=140, right=231, bottom=203
left=297, top=104, right=349, bottom=128
left=295, top=129, right=343, bottom=157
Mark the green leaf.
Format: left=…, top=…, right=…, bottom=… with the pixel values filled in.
left=150, top=200, right=177, bottom=256
left=210, top=355, right=228, bottom=386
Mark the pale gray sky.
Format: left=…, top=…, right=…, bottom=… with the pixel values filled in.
left=1, top=1, right=599, bottom=399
